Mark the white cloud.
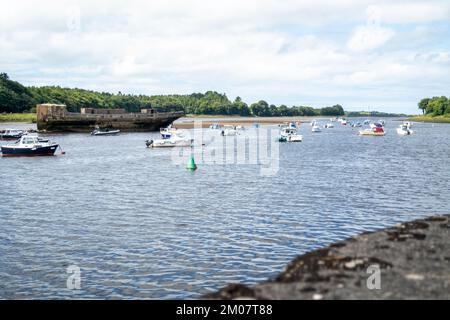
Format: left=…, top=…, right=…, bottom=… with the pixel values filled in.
left=0, top=0, right=449, bottom=113
left=347, top=25, right=394, bottom=52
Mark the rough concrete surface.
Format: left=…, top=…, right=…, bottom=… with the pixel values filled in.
left=204, top=215, right=450, bottom=300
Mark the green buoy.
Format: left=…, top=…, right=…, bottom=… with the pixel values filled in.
left=186, top=155, right=198, bottom=171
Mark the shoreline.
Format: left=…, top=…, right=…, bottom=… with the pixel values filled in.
left=204, top=215, right=450, bottom=300
left=408, top=115, right=450, bottom=124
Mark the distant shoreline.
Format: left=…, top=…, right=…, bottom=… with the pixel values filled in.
left=408, top=115, right=450, bottom=124
left=0, top=113, right=36, bottom=123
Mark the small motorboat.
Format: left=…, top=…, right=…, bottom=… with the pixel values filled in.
left=351, top=122, right=362, bottom=128
left=1, top=135, right=59, bottom=157
left=0, top=129, right=24, bottom=140
left=146, top=132, right=193, bottom=148
left=91, top=126, right=120, bottom=136
left=324, top=123, right=334, bottom=129
left=209, top=123, right=221, bottom=130
left=311, top=124, right=322, bottom=132
left=278, top=128, right=302, bottom=142
left=221, top=125, right=239, bottom=136
left=359, top=126, right=385, bottom=136
left=370, top=121, right=385, bottom=129
left=396, top=122, right=414, bottom=135
left=363, top=119, right=370, bottom=125
left=160, top=125, right=182, bottom=139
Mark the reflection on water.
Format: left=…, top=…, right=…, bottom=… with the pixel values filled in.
left=0, top=119, right=449, bottom=299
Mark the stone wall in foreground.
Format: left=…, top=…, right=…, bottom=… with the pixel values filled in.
left=204, top=215, right=450, bottom=300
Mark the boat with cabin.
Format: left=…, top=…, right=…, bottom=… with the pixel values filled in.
left=146, top=131, right=193, bottom=148
left=278, top=127, right=303, bottom=142
left=1, top=135, right=59, bottom=157
left=0, top=129, right=24, bottom=140
left=311, top=123, right=322, bottom=132
left=359, top=124, right=385, bottom=136
left=396, top=122, right=414, bottom=135
left=221, top=125, right=239, bottom=136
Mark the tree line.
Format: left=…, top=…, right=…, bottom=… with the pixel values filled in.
left=1, top=73, right=345, bottom=116
left=418, top=96, right=450, bottom=116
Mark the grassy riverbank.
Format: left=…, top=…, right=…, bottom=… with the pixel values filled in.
left=409, top=115, right=450, bottom=123
left=0, top=113, right=36, bottom=123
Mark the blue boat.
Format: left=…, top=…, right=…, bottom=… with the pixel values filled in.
left=1, top=135, right=59, bottom=157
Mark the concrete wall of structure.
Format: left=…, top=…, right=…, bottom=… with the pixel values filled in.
left=36, top=103, right=184, bottom=132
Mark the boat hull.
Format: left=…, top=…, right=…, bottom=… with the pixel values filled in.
left=396, top=128, right=413, bottom=135
left=92, top=130, right=121, bottom=136
left=359, top=130, right=385, bottom=136
left=147, top=139, right=193, bottom=148
left=1, top=144, right=59, bottom=157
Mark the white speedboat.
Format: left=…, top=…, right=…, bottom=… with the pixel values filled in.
left=209, top=123, right=221, bottom=130
left=278, top=128, right=302, bottom=142
left=324, top=123, right=334, bottom=129
left=396, top=122, right=414, bottom=135
left=160, top=125, right=179, bottom=139
left=359, top=125, right=385, bottom=136
left=146, top=132, right=193, bottom=148
left=91, top=129, right=120, bottom=136
left=311, top=124, right=322, bottom=132
left=221, top=125, right=238, bottom=136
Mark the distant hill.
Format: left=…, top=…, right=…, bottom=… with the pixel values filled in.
left=0, top=73, right=36, bottom=113
left=0, top=73, right=354, bottom=117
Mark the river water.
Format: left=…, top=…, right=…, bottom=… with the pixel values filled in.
left=0, top=119, right=449, bottom=299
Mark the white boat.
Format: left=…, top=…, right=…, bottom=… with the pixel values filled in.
left=221, top=125, right=239, bottom=136
left=396, top=122, right=414, bottom=135
left=324, top=123, right=334, bottom=129
left=160, top=125, right=179, bottom=139
left=209, top=123, right=221, bottom=130
left=91, top=129, right=120, bottom=136
left=278, top=128, right=302, bottom=142
left=359, top=125, right=385, bottom=136
left=311, top=124, right=322, bottom=132
left=146, top=132, right=193, bottom=148
left=363, top=119, right=370, bottom=125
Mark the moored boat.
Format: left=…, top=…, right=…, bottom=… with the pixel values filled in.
left=209, top=123, right=221, bottom=130
left=396, top=122, right=414, bottom=135
left=278, top=127, right=303, bottom=142
left=91, top=127, right=121, bottom=136
left=0, top=129, right=24, bottom=140
left=359, top=125, right=385, bottom=136
left=221, top=125, right=239, bottom=136
left=146, top=131, right=193, bottom=148
left=311, top=123, right=322, bottom=132
left=1, top=135, right=59, bottom=157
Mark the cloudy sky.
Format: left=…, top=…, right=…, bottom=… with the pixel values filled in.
left=1, top=0, right=450, bottom=113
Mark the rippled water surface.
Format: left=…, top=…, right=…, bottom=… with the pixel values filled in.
left=1, top=119, right=449, bottom=299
